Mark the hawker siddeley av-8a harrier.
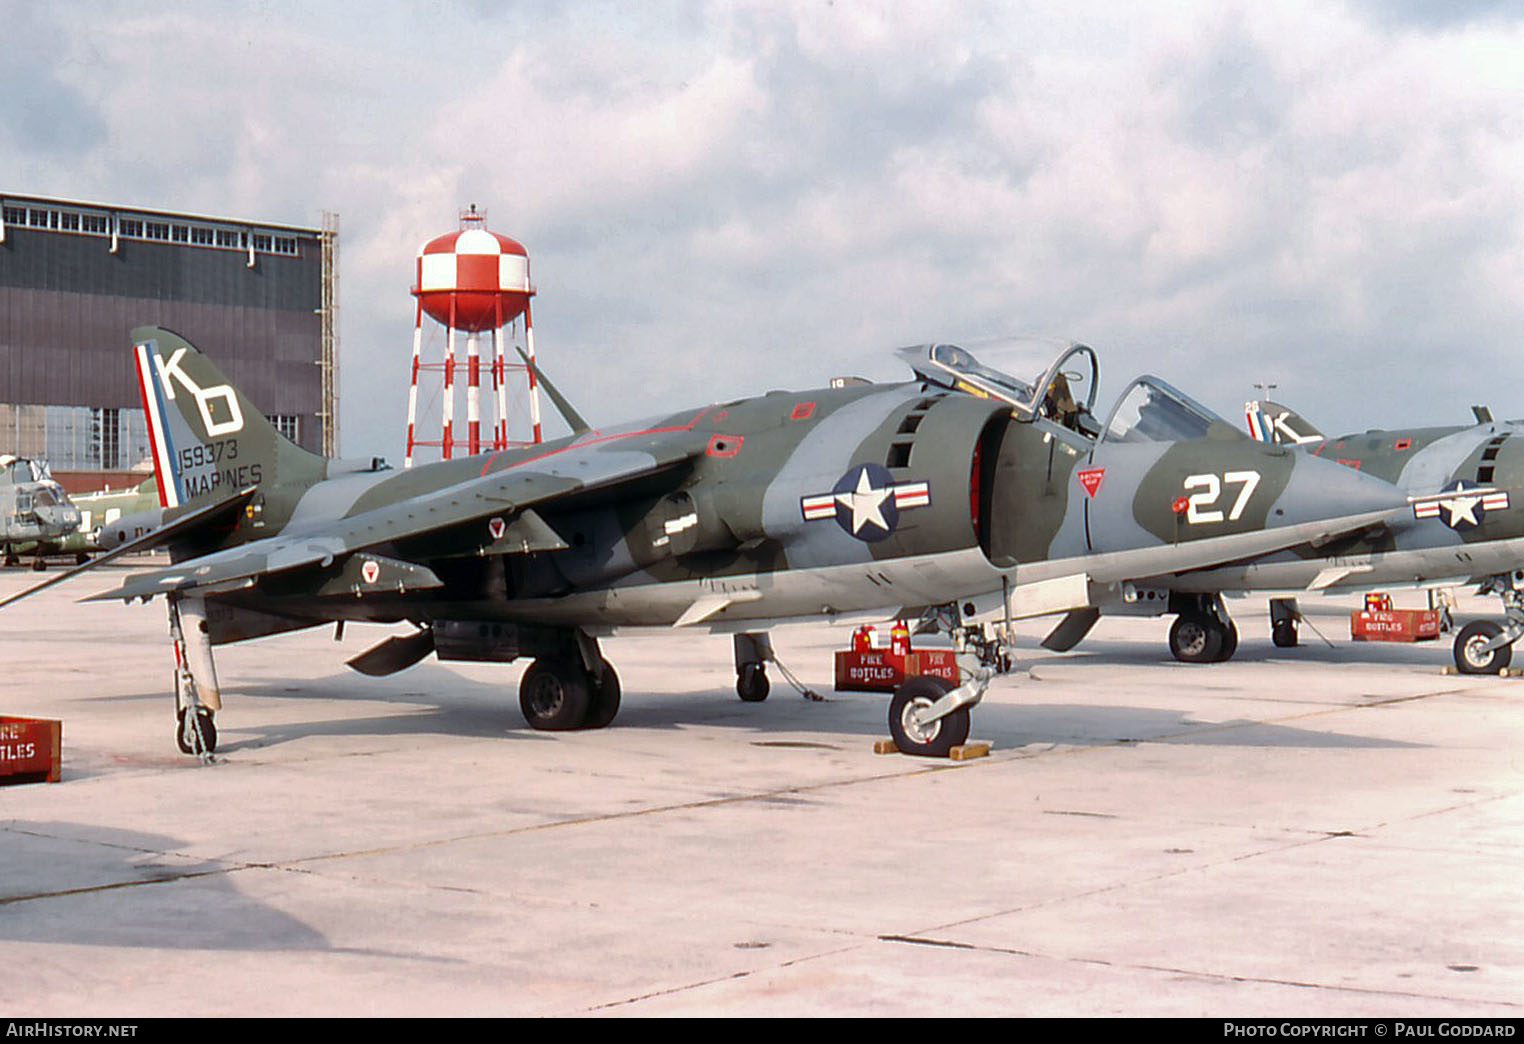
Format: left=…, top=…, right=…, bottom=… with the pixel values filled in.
left=5, top=327, right=1410, bottom=757
left=1239, top=398, right=1524, bottom=675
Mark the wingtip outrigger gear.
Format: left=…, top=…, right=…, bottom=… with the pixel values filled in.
left=169, top=595, right=221, bottom=761
left=770, top=651, right=821, bottom=702
left=730, top=632, right=820, bottom=702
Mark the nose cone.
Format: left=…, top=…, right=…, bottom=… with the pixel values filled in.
left=39, top=511, right=79, bottom=539
left=1276, top=450, right=1409, bottom=526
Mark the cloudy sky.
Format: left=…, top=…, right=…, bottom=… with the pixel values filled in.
left=5, top=0, right=1523, bottom=458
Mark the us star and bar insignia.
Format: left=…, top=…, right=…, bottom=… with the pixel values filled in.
left=801, top=463, right=930, bottom=542
left=1411, top=480, right=1510, bottom=531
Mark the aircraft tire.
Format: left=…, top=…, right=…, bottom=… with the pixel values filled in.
left=1215, top=620, right=1239, bottom=662
left=176, top=708, right=218, bottom=756
left=736, top=663, right=770, bottom=702
left=888, top=675, right=969, bottom=758
left=1272, top=619, right=1298, bottom=648
left=583, top=659, right=622, bottom=729
left=1169, top=614, right=1224, bottom=664
left=1454, top=621, right=1512, bottom=675
left=519, top=658, right=591, bottom=731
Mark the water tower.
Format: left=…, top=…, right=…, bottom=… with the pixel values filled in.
left=405, top=205, right=543, bottom=466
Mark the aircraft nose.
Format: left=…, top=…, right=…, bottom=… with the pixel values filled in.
left=1275, top=450, right=1408, bottom=526
left=41, top=506, right=81, bottom=531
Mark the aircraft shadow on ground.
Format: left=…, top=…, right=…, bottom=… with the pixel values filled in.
left=203, top=660, right=1421, bottom=755
left=0, top=822, right=330, bottom=952
left=918, top=698, right=1419, bottom=751
left=1035, top=634, right=1466, bottom=670
left=208, top=673, right=557, bottom=751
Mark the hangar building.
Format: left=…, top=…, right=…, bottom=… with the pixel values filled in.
left=0, top=193, right=337, bottom=491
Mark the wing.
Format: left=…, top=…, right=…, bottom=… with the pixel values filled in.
left=86, top=430, right=709, bottom=603
left=986, top=504, right=1404, bottom=621
left=0, top=487, right=256, bottom=610
left=1037, top=506, right=1400, bottom=587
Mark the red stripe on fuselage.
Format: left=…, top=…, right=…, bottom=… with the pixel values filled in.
left=477, top=406, right=720, bottom=478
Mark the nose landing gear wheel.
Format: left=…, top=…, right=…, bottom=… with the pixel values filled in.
left=888, top=675, right=970, bottom=758
left=1454, top=620, right=1512, bottom=675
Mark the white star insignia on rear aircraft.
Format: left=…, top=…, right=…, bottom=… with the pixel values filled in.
left=1411, top=480, right=1509, bottom=531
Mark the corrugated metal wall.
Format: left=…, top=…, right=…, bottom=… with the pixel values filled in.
left=0, top=219, right=324, bottom=453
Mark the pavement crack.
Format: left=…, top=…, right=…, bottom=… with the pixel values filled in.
left=874, top=934, right=1523, bottom=1008
left=889, top=825, right=1383, bottom=951
left=574, top=942, right=867, bottom=1014
left=0, top=867, right=242, bottom=906
left=274, top=764, right=967, bottom=871
left=877, top=933, right=974, bottom=950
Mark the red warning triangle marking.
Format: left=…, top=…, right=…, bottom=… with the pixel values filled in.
left=1077, top=468, right=1105, bottom=498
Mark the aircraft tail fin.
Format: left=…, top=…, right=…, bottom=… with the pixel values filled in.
left=1244, top=399, right=1324, bottom=446
left=134, top=326, right=327, bottom=512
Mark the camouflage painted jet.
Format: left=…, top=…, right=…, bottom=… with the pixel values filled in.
left=5, top=328, right=1411, bottom=758
left=1234, top=398, right=1524, bottom=674
left=0, top=455, right=82, bottom=569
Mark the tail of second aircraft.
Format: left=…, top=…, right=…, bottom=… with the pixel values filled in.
left=1244, top=399, right=1324, bottom=446
left=134, top=326, right=328, bottom=513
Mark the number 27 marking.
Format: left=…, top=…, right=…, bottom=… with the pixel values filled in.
left=1183, top=470, right=1261, bottom=524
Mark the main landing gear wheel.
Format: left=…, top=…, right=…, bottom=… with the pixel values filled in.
left=888, top=675, right=970, bottom=758
left=1217, top=619, right=1239, bottom=661
left=1454, top=620, right=1512, bottom=675
left=736, top=662, right=770, bottom=702
left=519, top=658, right=591, bottom=731
left=176, top=707, right=218, bottom=756
left=584, top=659, right=622, bottom=730
left=1272, top=618, right=1299, bottom=648
left=1169, top=614, right=1225, bottom=664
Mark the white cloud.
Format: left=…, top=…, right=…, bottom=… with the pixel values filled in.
left=6, top=0, right=1524, bottom=455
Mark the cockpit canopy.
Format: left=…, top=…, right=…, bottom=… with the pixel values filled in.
left=900, top=337, right=1103, bottom=437
left=1101, top=376, right=1247, bottom=444
left=900, top=339, right=1246, bottom=446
